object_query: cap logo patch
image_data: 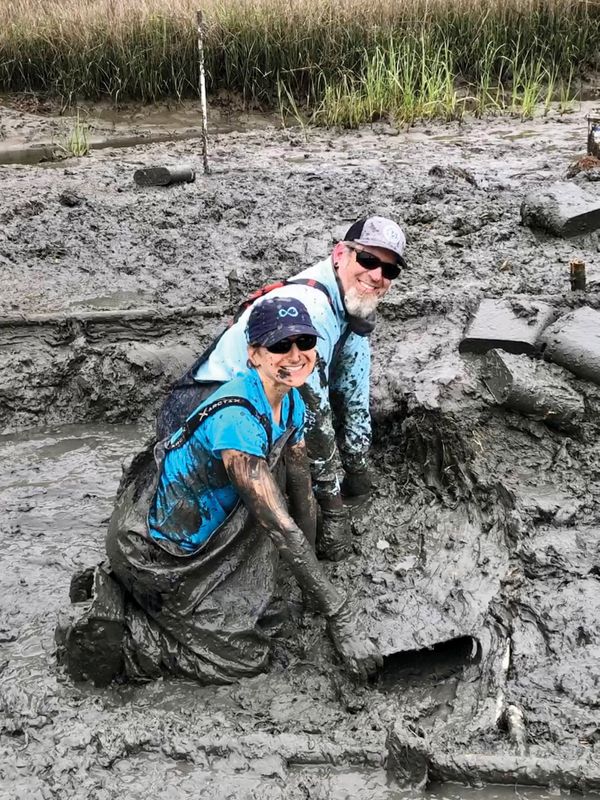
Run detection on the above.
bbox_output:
[278,307,299,318]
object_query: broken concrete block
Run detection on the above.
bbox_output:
[482,349,584,431]
[520,181,600,237]
[540,306,600,385]
[459,298,555,355]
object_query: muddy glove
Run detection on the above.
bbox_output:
[317,505,351,562]
[327,599,383,682]
[341,468,373,500]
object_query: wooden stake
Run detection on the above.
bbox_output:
[196,10,210,174]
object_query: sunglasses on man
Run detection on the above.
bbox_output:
[266,334,317,354]
[347,245,403,280]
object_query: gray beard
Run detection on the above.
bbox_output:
[343,286,380,318]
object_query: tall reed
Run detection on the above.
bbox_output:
[1,0,598,120]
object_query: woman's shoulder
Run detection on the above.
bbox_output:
[209,371,261,405]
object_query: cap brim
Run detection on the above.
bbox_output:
[348,237,408,269]
[260,325,322,347]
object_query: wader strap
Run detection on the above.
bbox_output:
[285,278,333,307]
[233,278,333,324]
[287,389,295,429]
[166,396,273,452]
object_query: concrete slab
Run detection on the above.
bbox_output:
[459,298,555,355]
[540,306,600,385]
[481,349,584,431]
[520,181,600,237]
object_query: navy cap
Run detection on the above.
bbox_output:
[246,296,321,347]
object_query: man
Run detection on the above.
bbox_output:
[157,216,407,561]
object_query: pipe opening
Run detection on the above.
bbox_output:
[378,636,480,692]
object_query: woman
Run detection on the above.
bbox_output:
[62,297,381,686]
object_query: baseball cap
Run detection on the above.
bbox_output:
[246,297,322,347]
[344,216,407,268]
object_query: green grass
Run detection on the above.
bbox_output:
[0,0,596,124]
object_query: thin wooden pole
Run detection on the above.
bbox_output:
[196,10,210,175]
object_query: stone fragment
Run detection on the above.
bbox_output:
[520,181,600,237]
[481,349,584,431]
[459,298,555,355]
[58,191,82,207]
[539,306,600,385]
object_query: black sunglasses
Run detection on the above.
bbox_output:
[350,247,402,280]
[266,334,317,354]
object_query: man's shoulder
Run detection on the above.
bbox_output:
[272,261,339,314]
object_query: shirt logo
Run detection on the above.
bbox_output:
[278,307,299,318]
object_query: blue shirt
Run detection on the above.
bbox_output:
[148,370,305,553]
[194,259,371,487]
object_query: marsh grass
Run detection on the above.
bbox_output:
[61,109,90,156]
[1,0,597,123]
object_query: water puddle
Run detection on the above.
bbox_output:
[0,99,283,165]
[501,130,537,140]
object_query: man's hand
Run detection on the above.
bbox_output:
[341,468,373,500]
[317,505,351,561]
[327,600,383,682]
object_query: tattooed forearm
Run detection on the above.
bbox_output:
[221,449,344,616]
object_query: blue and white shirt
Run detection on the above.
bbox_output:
[148,369,305,553]
[194,258,371,491]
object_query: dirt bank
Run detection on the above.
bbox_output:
[1,101,600,798]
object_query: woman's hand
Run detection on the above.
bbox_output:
[327,600,383,682]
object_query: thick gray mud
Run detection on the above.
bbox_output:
[1,102,600,797]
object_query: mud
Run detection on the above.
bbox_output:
[2,100,600,797]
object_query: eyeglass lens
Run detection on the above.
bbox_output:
[354,250,401,280]
[266,334,317,354]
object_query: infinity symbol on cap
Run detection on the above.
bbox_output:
[278,307,299,318]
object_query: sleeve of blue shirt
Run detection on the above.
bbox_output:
[202,407,269,459]
[329,331,371,474]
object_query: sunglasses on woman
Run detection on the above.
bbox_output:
[348,246,402,280]
[266,334,317,354]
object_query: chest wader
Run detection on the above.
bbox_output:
[156,278,334,441]
[60,395,296,686]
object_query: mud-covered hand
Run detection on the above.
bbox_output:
[317,506,351,561]
[327,600,383,681]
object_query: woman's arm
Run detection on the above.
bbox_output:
[221,449,382,681]
[222,448,338,611]
[285,439,317,549]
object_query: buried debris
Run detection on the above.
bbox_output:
[386,725,600,792]
[134,166,196,187]
[566,154,600,181]
[540,306,600,385]
[481,349,584,431]
[520,181,600,237]
[569,257,587,291]
[459,298,555,355]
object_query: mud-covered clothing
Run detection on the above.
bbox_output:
[193,258,372,497]
[105,424,295,684]
[149,370,305,554]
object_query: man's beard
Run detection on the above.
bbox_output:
[343,286,381,318]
